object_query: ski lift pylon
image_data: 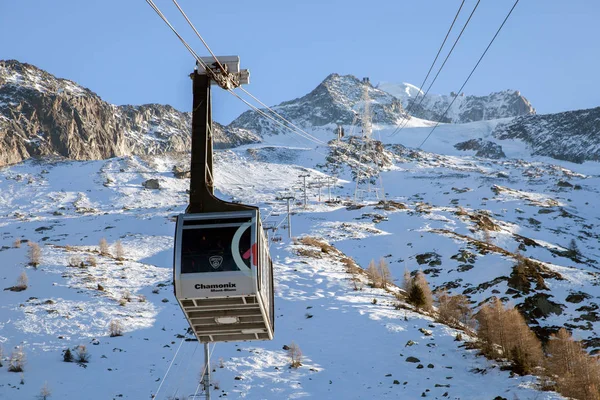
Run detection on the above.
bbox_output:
[173,62,274,343]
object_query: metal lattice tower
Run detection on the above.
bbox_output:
[354,78,386,204]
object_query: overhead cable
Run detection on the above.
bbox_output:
[153,336,186,399]
[238,87,327,145]
[146,0,326,147]
[391,0,481,136]
[145,0,213,74]
[418,0,521,149]
[171,0,228,75]
[389,0,466,136]
[228,89,326,146]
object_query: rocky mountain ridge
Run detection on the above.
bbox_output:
[229,73,408,136]
[2,60,598,167]
[492,106,600,163]
[0,60,259,167]
[378,81,536,123]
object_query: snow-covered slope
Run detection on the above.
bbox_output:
[1,118,599,398]
[2,60,600,400]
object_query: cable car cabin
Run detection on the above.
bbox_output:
[174,210,274,343]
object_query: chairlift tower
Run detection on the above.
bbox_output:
[353,78,386,204]
[276,192,295,238]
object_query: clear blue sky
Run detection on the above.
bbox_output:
[1,1,598,124]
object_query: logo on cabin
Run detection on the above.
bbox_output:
[209,255,223,269]
[194,282,237,292]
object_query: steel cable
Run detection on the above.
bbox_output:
[388,0,466,137]
[391,0,481,137]
[418,0,521,149]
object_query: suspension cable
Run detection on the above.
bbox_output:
[146,0,327,148]
[171,0,227,75]
[418,0,521,149]
[390,0,466,136]
[391,0,481,137]
[153,335,186,399]
[170,342,200,399]
[146,0,214,75]
[238,87,326,145]
[227,89,327,146]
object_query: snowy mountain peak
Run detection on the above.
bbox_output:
[378,79,535,123]
[0,59,91,98]
[230,73,407,137]
[377,81,424,99]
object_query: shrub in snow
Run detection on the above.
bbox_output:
[476,298,542,375]
[366,260,382,288]
[287,341,302,368]
[63,348,73,362]
[16,272,28,291]
[378,258,392,289]
[68,256,83,268]
[13,239,21,248]
[402,268,412,293]
[567,239,580,258]
[8,346,25,372]
[544,328,600,399]
[86,255,97,267]
[114,240,125,261]
[5,271,29,292]
[28,242,41,267]
[38,382,51,400]
[109,320,123,337]
[74,345,90,363]
[99,238,110,256]
[122,290,132,302]
[435,290,473,328]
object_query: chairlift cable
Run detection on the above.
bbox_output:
[412,0,466,105]
[238,87,326,146]
[418,0,521,149]
[388,0,466,137]
[145,0,217,79]
[391,0,481,137]
[227,89,327,146]
[153,335,186,399]
[146,0,328,151]
[173,0,328,147]
[170,341,199,399]
[171,0,228,75]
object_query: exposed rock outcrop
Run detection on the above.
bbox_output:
[0,60,259,167]
[492,106,600,163]
[454,139,506,159]
[378,82,535,123]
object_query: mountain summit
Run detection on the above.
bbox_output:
[229,74,408,136]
